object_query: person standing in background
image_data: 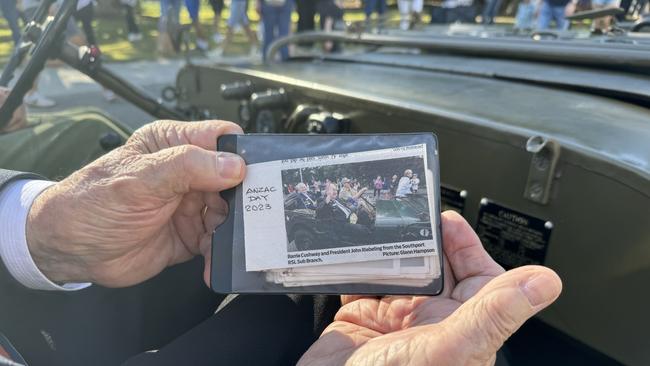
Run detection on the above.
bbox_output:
[218,0,259,56]
[395,169,413,198]
[157,0,182,54]
[208,0,224,43]
[373,176,383,198]
[257,0,293,61]
[482,0,502,24]
[296,0,317,33]
[73,0,97,46]
[184,0,209,51]
[398,0,423,30]
[410,173,420,194]
[1,0,22,45]
[590,0,618,31]
[121,0,143,42]
[20,0,56,107]
[68,0,118,101]
[389,174,398,197]
[363,0,386,25]
[514,0,536,29]
[317,0,344,52]
[536,0,571,29]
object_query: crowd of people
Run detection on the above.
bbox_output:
[285,168,423,210]
[285,177,368,210]
[0,0,631,108]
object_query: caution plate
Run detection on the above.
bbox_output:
[476,199,553,269]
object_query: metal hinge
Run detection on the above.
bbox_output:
[524,136,561,205]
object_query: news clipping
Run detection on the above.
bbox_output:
[242,144,441,287]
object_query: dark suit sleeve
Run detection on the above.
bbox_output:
[0,170,43,188]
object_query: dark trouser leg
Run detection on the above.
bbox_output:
[277,3,292,60]
[124,4,140,34]
[616,0,632,21]
[122,294,339,366]
[482,0,502,24]
[296,0,316,47]
[1,0,21,45]
[75,3,97,45]
[296,0,316,32]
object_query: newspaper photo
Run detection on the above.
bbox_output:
[242,144,439,271]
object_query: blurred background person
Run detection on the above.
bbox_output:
[514,0,536,29]
[72,0,97,47]
[219,0,258,56]
[208,0,225,43]
[536,0,571,29]
[591,0,618,31]
[373,175,383,198]
[120,0,143,42]
[296,0,317,33]
[398,0,423,30]
[482,0,502,24]
[410,173,419,194]
[395,169,413,197]
[65,0,117,101]
[317,0,344,52]
[258,0,293,61]
[20,0,56,107]
[1,0,22,45]
[441,0,476,23]
[157,0,182,54]
[364,0,386,26]
[389,174,398,197]
[295,0,316,49]
[185,0,209,51]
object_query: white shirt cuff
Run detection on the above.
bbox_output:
[0,179,91,291]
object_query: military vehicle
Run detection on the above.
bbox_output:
[284,193,431,251]
[0,0,648,365]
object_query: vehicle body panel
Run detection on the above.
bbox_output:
[176,59,650,365]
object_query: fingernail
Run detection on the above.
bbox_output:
[217,152,243,180]
[521,273,559,307]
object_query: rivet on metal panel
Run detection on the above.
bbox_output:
[480,198,489,205]
[544,221,554,230]
[460,190,468,198]
[524,136,561,205]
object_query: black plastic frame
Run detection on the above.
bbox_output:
[212,133,444,296]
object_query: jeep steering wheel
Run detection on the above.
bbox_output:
[0,0,78,128]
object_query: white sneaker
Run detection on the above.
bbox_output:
[212,33,224,44]
[24,92,56,108]
[128,33,143,42]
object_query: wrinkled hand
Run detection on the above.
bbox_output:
[26,120,244,287]
[299,211,562,366]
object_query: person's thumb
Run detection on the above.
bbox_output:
[147,145,245,193]
[442,265,562,363]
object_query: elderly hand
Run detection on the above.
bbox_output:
[25,120,244,287]
[299,211,562,366]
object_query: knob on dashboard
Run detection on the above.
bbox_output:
[286,105,350,134]
[250,88,289,110]
[220,80,254,100]
[306,112,350,134]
